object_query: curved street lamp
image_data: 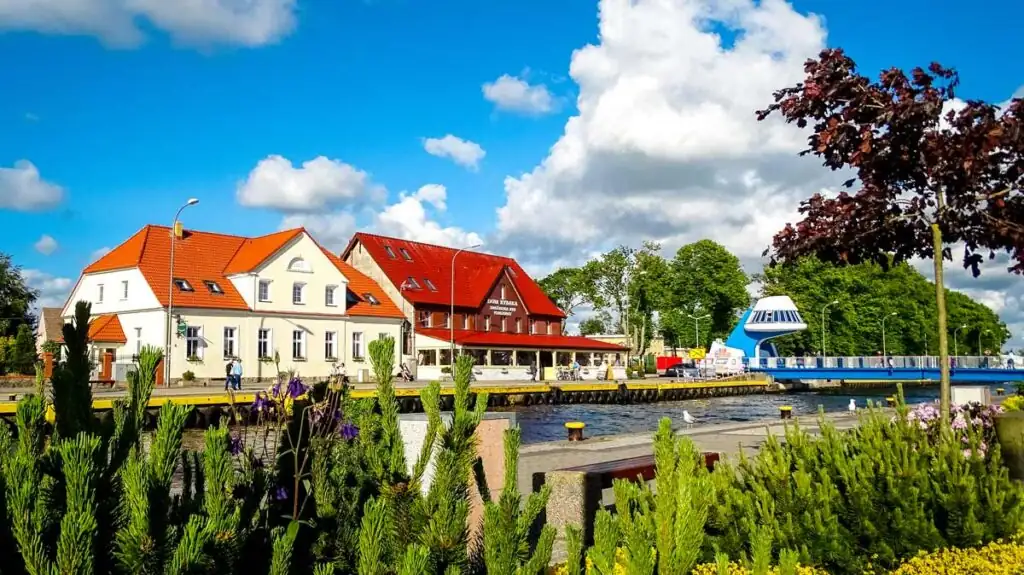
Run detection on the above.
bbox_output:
[687,312,711,349]
[165,198,199,386]
[953,324,967,358]
[821,300,839,357]
[881,312,897,358]
[450,243,481,364]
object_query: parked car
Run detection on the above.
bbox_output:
[662,362,699,379]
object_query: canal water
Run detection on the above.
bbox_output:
[178,383,1013,449]
[510,383,1009,443]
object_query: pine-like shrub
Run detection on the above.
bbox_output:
[705,397,1024,574]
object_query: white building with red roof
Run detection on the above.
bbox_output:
[61,224,405,384]
[341,233,627,381]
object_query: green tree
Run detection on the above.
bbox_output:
[665,240,750,349]
[578,316,607,336]
[11,323,36,375]
[538,266,598,333]
[0,253,38,337]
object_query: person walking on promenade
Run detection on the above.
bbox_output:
[529,359,537,382]
[224,359,234,391]
[231,358,243,390]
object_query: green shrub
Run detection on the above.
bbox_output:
[705,396,1024,574]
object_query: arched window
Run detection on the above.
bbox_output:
[288,257,311,273]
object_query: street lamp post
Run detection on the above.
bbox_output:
[687,313,711,349]
[165,198,199,386]
[954,324,967,358]
[450,244,481,364]
[821,300,839,357]
[881,312,897,358]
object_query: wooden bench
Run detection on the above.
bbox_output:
[533,452,720,551]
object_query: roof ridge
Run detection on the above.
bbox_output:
[356,231,508,261]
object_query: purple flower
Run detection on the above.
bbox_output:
[286,377,309,399]
[269,383,282,399]
[340,422,359,441]
[252,392,272,412]
[274,487,288,501]
[229,434,243,455]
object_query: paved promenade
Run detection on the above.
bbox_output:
[516,410,862,495]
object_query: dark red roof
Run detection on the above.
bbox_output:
[415,328,627,351]
[342,233,565,318]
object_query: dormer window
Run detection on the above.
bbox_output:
[363,293,380,305]
[399,247,412,261]
[500,284,507,299]
[406,277,421,289]
[424,279,437,291]
[204,280,224,295]
[174,279,194,292]
[384,245,396,259]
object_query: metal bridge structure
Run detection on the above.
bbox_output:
[748,355,1023,383]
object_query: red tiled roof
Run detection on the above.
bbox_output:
[415,328,627,351]
[341,233,565,317]
[317,246,405,319]
[78,225,402,319]
[88,315,126,343]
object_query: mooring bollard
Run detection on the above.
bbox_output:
[997,388,1006,396]
[779,406,793,420]
[565,421,585,441]
[886,396,897,407]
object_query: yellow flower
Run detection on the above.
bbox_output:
[889,541,1024,574]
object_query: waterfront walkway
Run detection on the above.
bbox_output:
[516,411,861,495]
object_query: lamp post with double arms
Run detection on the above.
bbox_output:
[821,300,839,357]
[165,198,199,386]
[450,244,481,365]
[881,312,897,358]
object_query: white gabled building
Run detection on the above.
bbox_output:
[61,224,406,384]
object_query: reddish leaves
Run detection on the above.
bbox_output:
[758,48,1024,276]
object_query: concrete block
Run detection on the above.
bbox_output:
[953,386,991,406]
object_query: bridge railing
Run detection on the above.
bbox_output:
[748,355,1016,370]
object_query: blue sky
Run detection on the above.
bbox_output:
[2,0,1023,338]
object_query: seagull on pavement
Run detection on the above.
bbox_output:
[848,399,857,412]
[682,410,696,428]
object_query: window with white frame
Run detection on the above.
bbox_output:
[352,332,364,360]
[258,329,272,359]
[135,327,142,355]
[530,319,536,334]
[325,285,337,306]
[515,318,521,333]
[500,284,507,299]
[325,332,337,359]
[442,312,450,328]
[462,314,469,329]
[258,280,271,302]
[483,315,490,332]
[121,280,129,300]
[292,282,305,305]
[501,317,507,333]
[292,330,306,360]
[287,257,311,272]
[97,284,105,303]
[223,327,237,359]
[186,326,202,359]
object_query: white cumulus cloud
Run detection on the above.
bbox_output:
[493,0,830,273]
[0,160,64,211]
[422,135,486,170]
[482,74,556,115]
[34,234,58,255]
[0,0,297,47]
[21,269,73,310]
[280,212,358,253]
[237,155,385,212]
[375,184,484,249]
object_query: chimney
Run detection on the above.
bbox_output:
[173,221,184,238]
